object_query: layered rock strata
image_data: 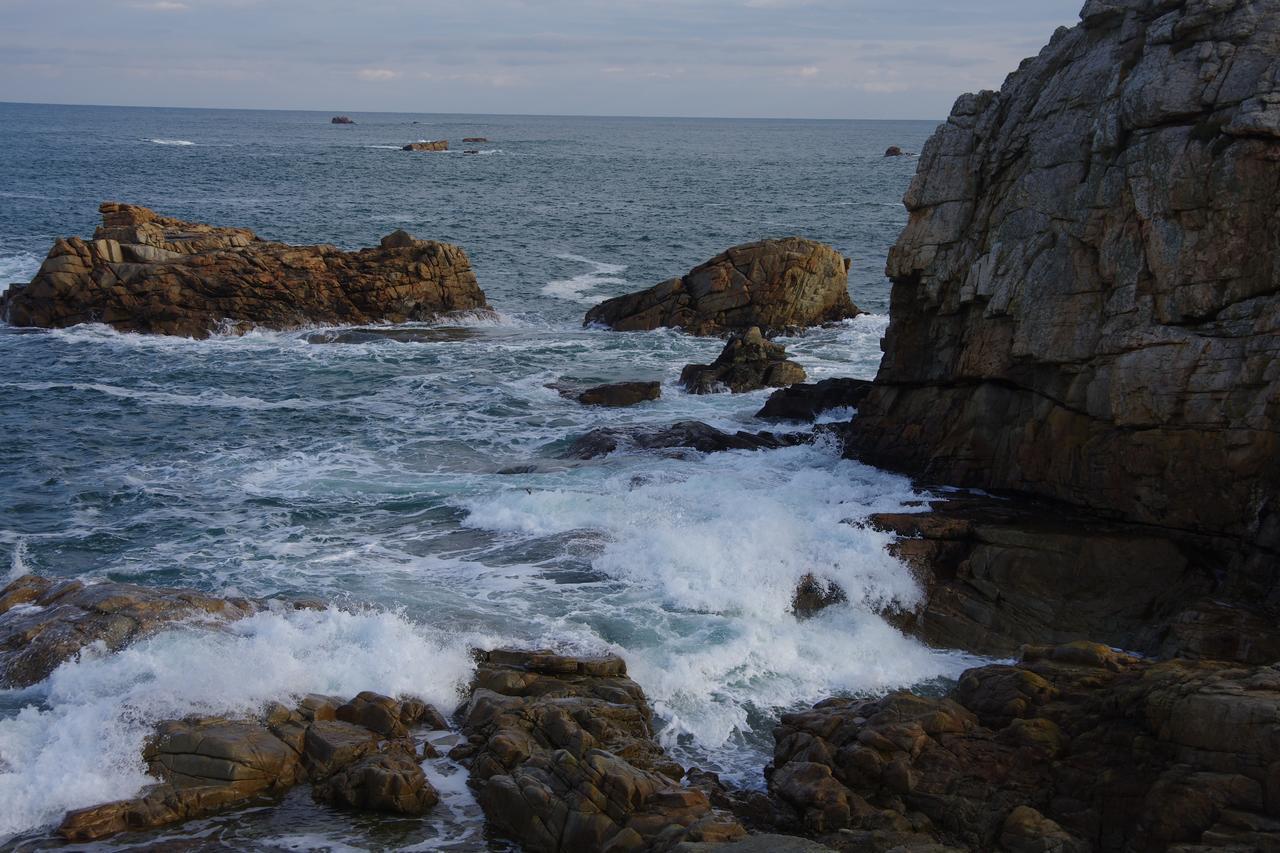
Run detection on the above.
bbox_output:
[457,648,747,852]
[1,203,488,337]
[680,327,806,394]
[585,238,860,335]
[768,642,1280,852]
[845,0,1280,567]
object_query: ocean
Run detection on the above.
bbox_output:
[0,103,982,849]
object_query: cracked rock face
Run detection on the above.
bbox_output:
[846,0,1280,559]
[0,202,490,337]
[584,238,860,336]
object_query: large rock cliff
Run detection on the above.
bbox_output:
[1,203,489,337]
[847,0,1280,565]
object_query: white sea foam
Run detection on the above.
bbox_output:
[146,139,196,146]
[0,251,43,287]
[542,254,628,303]
[0,605,479,841]
[1,381,321,411]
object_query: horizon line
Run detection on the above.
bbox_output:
[0,99,945,124]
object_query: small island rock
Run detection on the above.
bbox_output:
[680,327,806,394]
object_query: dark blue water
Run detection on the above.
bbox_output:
[0,104,980,849]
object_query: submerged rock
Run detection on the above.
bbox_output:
[756,378,872,422]
[584,238,860,335]
[0,202,489,337]
[680,327,806,394]
[330,116,355,124]
[562,420,810,459]
[769,642,1280,852]
[790,574,847,620]
[577,380,662,407]
[402,140,448,152]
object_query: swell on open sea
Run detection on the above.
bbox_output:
[0,103,983,849]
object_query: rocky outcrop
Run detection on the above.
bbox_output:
[769,642,1280,852]
[584,238,860,335]
[0,202,488,337]
[562,421,810,460]
[457,649,747,852]
[0,574,258,688]
[844,1,1280,577]
[330,116,354,124]
[757,378,873,422]
[59,690,446,840]
[462,137,488,143]
[680,328,806,394]
[578,381,663,407]
[403,140,448,152]
[883,147,905,157]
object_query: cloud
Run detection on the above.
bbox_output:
[355,68,400,82]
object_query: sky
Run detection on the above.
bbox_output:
[0,0,1084,119]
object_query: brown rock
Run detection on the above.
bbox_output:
[791,574,847,620]
[680,327,806,394]
[584,238,860,335]
[462,137,488,143]
[402,140,448,152]
[577,381,662,407]
[1,202,488,337]
[884,146,904,157]
[312,749,439,815]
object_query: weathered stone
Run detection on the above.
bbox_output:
[562,421,810,460]
[578,381,662,407]
[1,202,488,337]
[680,327,807,394]
[756,378,873,422]
[585,238,860,335]
[312,748,439,815]
[402,140,448,152]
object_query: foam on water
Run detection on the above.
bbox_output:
[542,254,629,303]
[0,251,42,288]
[145,138,196,146]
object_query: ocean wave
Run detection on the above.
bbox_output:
[1,381,322,411]
[0,251,43,286]
[145,138,195,146]
[542,254,628,304]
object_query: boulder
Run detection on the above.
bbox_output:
[403,140,448,152]
[459,648,747,852]
[0,574,257,688]
[680,327,806,394]
[768,642,1280,852]
[843,1,1280,594]
[883,146,904,157]
[562,421,810,460]
[584,238,860,335]
[756,378,872,421]
[312,749,439,815]
[0,203,489,337]
[790,574,847,620]
[330,116,354,124]
[577,380,662,407]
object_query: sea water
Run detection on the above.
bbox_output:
[0,103,981,849]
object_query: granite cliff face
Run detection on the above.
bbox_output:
[847,0,1280,566]
[1,203,489,337]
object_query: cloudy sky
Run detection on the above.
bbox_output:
[2,0,1082,118]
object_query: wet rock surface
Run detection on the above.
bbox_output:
[756,378,873,422]
[0,574,258,688]
[680,327,806,394]
[845,0,1280,566]
[578,380,663,407]
[0,202,488,337]
[768,642,1280,852]
[458,648,747,852]
[402,140,448,151]
[562,420,810,460]
[584,238,860,335]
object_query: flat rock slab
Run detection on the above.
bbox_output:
[577,380,662,407]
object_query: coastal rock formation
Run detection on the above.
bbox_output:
[59,691,445,840]
[403,140,448,152]
[562,420,809,460]
[0,202,488,337]
[330,116,354,124]
[462,137,488,143]
[0,574,257,688]
[458,649,747,852]
[680,327,806,394]
[578,380,663,407]
[845,0,1280,574]
[757,378,872,422]
[883,146,904,157]
[584,238,860,335]
[768,642,1280,852]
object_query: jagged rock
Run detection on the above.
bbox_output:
[680,327,807,394]
[578,381,662,407]
[330,116,354,124]
[869,494,1280,664]
[845,1,1280,578]
[584,238,860,335]
[756,378,873,422]
[769,642,1280,852]
[312,748,439,815]
[0,202,488,337]
[562,421,810,460]
[460,648,747,852]
[0,574,257,688]
[403,140,448,151]
[790,575,847,620]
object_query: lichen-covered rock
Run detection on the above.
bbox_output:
[680,327,807,394]
[459,648,747,852]
[584,238,860,335]
[845,1,1280,564]
[769,642,1280,852]
[0,574,257,688]
[1,202,489,337]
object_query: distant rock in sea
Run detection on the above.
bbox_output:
[577,380,662,407]
[330,116,355,124]
[680,327,806,394]
[883,145,905,156]
[403,140,448,152]
[584,237,860,335]
[0,202,490,337]
[462,137,488,143]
